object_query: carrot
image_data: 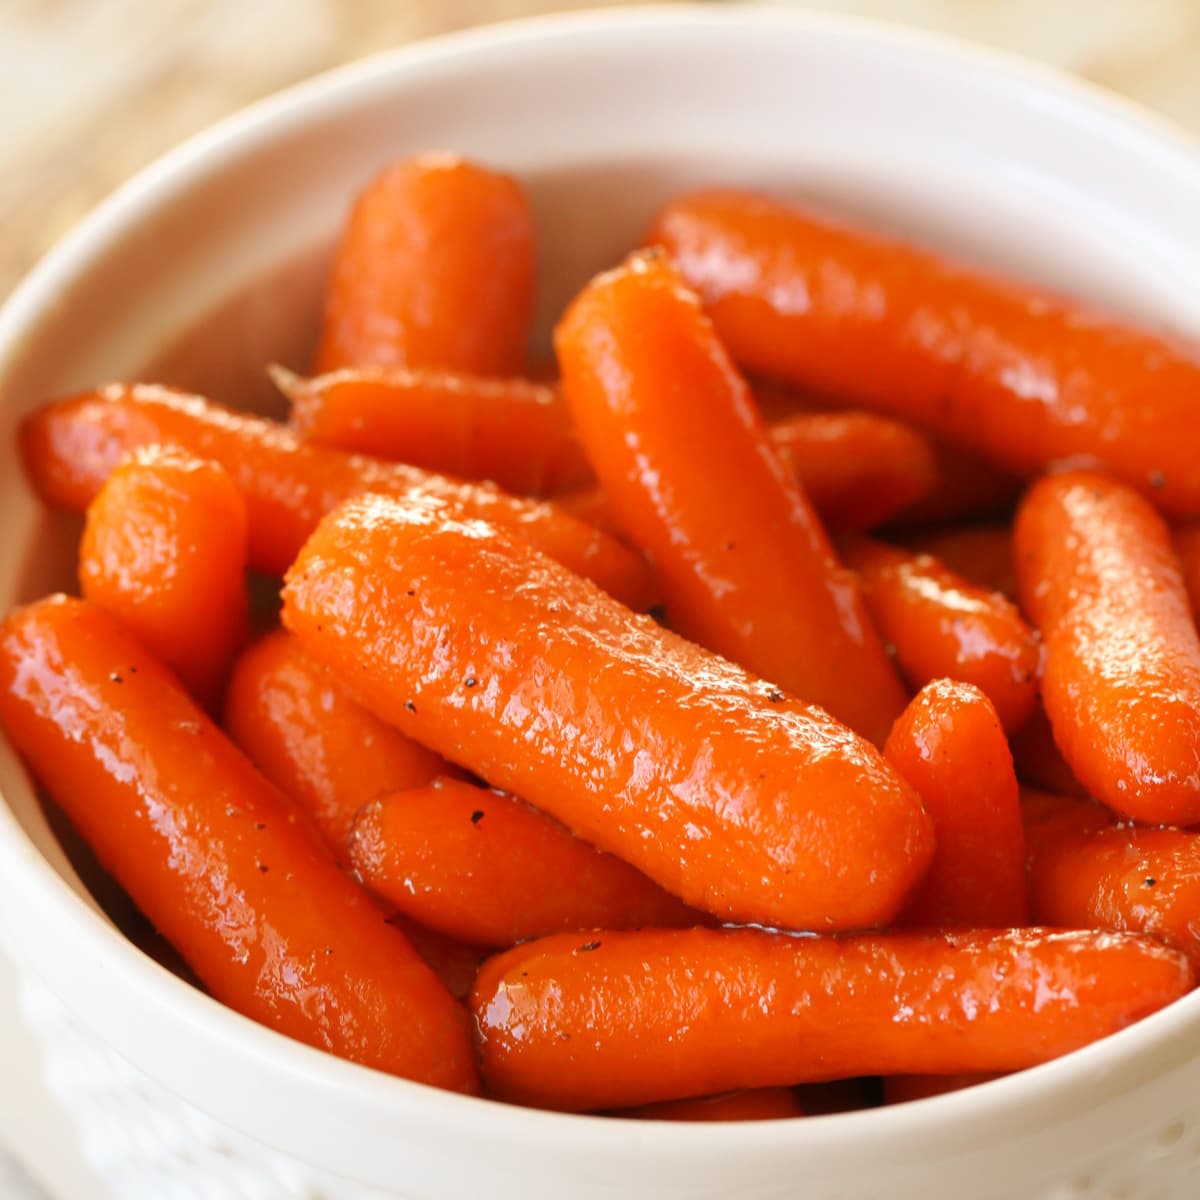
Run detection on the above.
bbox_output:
[843,537,1041,733]
[649,189,1200,515]
[349,777,698,947]
[884,680,1028,927]
[472,926,1191,1110]
[616,1089,805,1122]
[315,153,534,376]
[1008,704,1087,797]
[19,383,654,608]
[891,440,1019,528]
[276,365,592,497]
[905,525,1017,600]
[555,250,906,745]
[282,493,934,931]
[1015,469,1200,824]
[1024,788,1200,970]
[1173,523,1200,619]
[223,630,449,861]
[0,595,478,1092]
[78,445,249,709]
[383,912,488,1003]
[884,1075,1000,1104]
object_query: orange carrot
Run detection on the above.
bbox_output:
[884,1075,1000,1104]
[884,680,1028,927]
[277,365,592,497]
[283,493,933,930]
[0,595,478,1092]
[315,154,534,376]
[905,525,1017,600]
[843,537,1041,732]
[1015,470,1200,824]
[555,250,906,745]
[223,630,448,862]
[1174,524,1200,618]
[650,189,1200,515]
[472,926,1191,1110]
[1025,788,1200,970]
[78,445,249,709]
[349,777,698,947]
[891,440,1019,528]
[19,383,654,608]
[1008,704,1087,798]
[617,1089,805,1122]
[383,912,488,1003]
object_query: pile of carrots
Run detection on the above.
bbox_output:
[6,152,1200,1119]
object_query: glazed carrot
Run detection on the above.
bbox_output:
[19,384,654,608]
[1015,470,1200,824]
[78,445,249,709]
[315,153,534,375]
[617,1089,805,1122]
[0,596,478,1093]
[905,525,1017,600]
[884,1075,1000,1104]
[892,440,1019,528]
[283,494,933,930]
[555,250,906,745]
[223,630,449,861]
[843,537,1040,732]
[383,912,488,1002]
[650,189,1200,515]
[884,680,1028,927]
[1008,704,1087,798]
[349,777,698,946]
[472,926,1191,1110]
[1024,788,1200,970]
[1173,523,1200,618]
[277,365,592,497]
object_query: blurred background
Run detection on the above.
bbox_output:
[1,1,1199,1197]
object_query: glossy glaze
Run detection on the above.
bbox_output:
[471,926,1192,1111]
[905,525,1018,601]
[650,188,1200,516]
[555,251,906,746]
[315,154,534,376]
[350,777,698,946]
[885,679,1029,927]
[282,493,933,931]
[19,383,654,607]
[844,536,1041,732]
[0,595,479,1093]
[78,445,249,709]
[1015,470,1200,823]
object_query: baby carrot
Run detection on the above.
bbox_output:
[617,1089,805,1122]
[1173,524,1200,618]
[282,494,933,931]
[383,912,488,1002]
[349,778,698,946]
[843,537,1041,733]
[277,365,592,497]
[1008,704,1087,798]
[651,189,1200,515]
[884,680,1028,927]
[78,445,249,709]
[315,153,534,376]
[1024,788,1200,970]
[555,250,906,745]
[1015,469,1200,824]
[892,440,1019,528]
[905,525,1017,601]
[472,926,1191,1110]
[223,630,448,861]
[0,595,478,1093]
[19,383,654,608]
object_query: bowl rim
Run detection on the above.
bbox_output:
[3,0,1200,1169]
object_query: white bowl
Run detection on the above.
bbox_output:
[4,8,1200,1199]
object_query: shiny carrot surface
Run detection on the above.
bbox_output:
[383,912,488,1003]
[19,384,654,607]
[1015,470,1200,824]
[315,154,534,375]
[283,494,933,931]
[1025,788,1200,970]
[555,250,906,745]
[223,630,448,862]
[79,445,249,709]
[650,189,1200,515]
[616,1089,805,1122]
[905,525,1017,601]
[472,926,1191,1110]
[0,596,478,1092]
[885,680,1028,927]
[844,537,1040,733]
[349,778,698,947]
[278,365,591,497]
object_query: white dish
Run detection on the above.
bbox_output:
[4,7,1200,1198]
